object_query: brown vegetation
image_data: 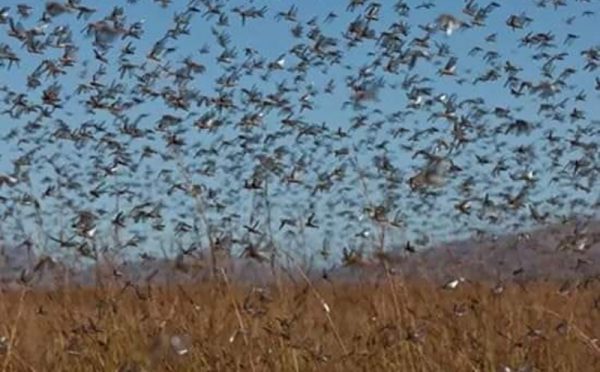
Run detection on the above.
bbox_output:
[0,273,599,371]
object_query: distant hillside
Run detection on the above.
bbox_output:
[1,220,599,288]
[327,219,600,283]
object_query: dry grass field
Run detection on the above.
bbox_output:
[0,272,599,372]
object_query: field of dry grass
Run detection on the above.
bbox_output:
[0,271,599,372]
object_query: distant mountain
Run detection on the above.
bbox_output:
[1,220,599,288]
[327,219,600,283]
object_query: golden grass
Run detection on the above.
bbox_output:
[0,275,599,371]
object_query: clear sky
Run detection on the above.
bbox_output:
[0,0,598,264]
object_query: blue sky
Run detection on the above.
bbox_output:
[0,0,598,263]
